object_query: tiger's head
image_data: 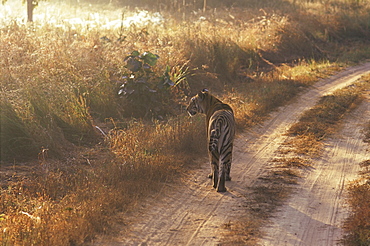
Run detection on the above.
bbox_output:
[186,89,209,117]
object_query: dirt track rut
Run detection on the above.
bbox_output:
[94,62,370,245]
[261,91,370,246]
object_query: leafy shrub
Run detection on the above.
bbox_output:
[117,50,189,118]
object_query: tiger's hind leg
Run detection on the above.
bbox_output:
[208,152,218,179]
[216,159,226,192]
[225,157,231,181]
[225,144,233,181]
[225,165,231,182]
[212,161,218,189]
[208,128,219,179]
[209,150,219,189]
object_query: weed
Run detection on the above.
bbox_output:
[117,50,190,118]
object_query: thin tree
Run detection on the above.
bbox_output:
[2,0,40,22]
[27,0,37,22]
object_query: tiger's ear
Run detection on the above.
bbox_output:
[198,88,208,100]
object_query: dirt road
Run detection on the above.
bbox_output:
[94,62,370,245]
[261,90,370,246]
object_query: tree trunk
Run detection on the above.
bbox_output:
[27,0,34,22]
[203,0,206,12]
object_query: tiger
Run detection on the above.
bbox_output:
[187,89,235,192]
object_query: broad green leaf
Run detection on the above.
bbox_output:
[141,52,159,66]
[131,50,140,57]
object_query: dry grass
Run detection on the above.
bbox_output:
[219,215,262,246]
[1,0,370,244]
[288,84,365,156]
[344,180,370,246]
[0,116,205,245]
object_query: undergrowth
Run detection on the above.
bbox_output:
[1,0,370,244]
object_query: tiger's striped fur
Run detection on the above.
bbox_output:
[187,89,235,192]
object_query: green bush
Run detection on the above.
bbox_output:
[117,50,189,118]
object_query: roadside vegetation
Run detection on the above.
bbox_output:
[1,0,370,244]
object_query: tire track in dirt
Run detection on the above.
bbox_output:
[92,62,370,245]
[261,93,370,246]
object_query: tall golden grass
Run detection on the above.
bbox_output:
[1,0,370,244]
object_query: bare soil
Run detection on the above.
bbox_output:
[261,89,370,246]
[93,62,370,246]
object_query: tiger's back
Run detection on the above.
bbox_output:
[187,89,235,192]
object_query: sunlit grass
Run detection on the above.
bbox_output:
[0,0,164,30]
